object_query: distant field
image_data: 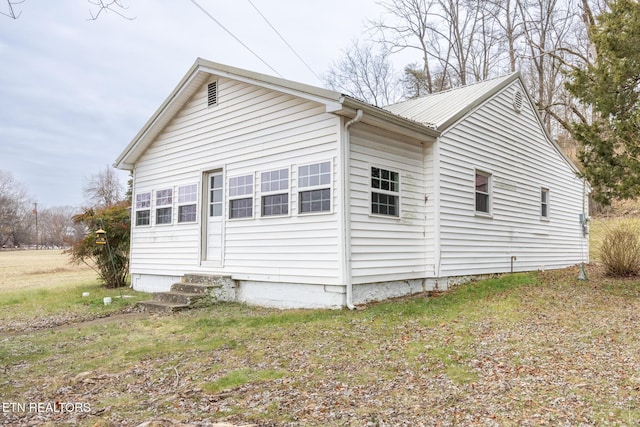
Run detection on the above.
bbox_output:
[0,249,98,291]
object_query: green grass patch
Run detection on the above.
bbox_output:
[0,281,146,322]
[3,269,640,425]
[203,368,286,393]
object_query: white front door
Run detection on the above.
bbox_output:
[205,171,224,264]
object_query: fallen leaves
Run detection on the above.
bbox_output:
[2,265,640,426]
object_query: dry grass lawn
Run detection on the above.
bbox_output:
[1,218,640,426]
[0,249,97,291]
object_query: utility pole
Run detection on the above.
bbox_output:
[33,202,38,250]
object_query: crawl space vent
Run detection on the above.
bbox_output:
[513,89,524,112]
[207,81,218,107]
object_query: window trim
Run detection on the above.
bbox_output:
[370,165,401,218]
[541,187,550,220]
[155,188,173,225]
[228,174,254,220]
[135,192,151,227]
[474,169,492,216]
[298,160,332,215]
[177,183,198,224]
[260,167,290,217]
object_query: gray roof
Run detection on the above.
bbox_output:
[384,73,520,130]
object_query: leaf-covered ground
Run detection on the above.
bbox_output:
[2,265,640,426]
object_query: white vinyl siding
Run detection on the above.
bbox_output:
[436,80,587,277]
[129,77,341,284]
[349,126,428,284]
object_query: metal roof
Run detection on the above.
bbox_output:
[384,73,520,130]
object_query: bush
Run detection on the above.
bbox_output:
[66,202,130,288]
[599,221,640,276]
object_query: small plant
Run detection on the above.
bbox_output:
[599,221,640,276]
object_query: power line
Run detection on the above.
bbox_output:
[246,0,323,84]
[187,0,283,78]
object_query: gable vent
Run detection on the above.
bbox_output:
[513,89,524,112]
[207,81,218,107]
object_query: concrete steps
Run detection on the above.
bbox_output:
[137,275,236,313]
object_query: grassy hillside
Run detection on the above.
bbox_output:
[589,198,640,262]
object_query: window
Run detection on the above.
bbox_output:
[209,174,223,217]
[261,168,289,216]
[371,167,399,217]
[298,161,331,213]
[177,184,197,223]
[155,188,173,225]
[135,192,151,226]
[229,174,253,219]
[207,81,218,107]
[475,171,491,214]
[541,188,549,218]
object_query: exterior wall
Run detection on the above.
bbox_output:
[236,281,345,309]
[348,125,432,284]
[130,76,342,291]
[436,80,588,277]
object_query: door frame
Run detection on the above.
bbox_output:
[200,168,225,267]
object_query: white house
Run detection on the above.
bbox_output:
[115,58,589,309]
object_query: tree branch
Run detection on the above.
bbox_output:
[1,0,24,19]
[87,0,134,21]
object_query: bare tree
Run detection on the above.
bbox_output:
[325,40,401,106]
[87,0,134,21]
[485,0,525,73]
[83,166,124,209]
[371,0,439,93]
[1,0,23,19]
[39,206,82,248]
[371,0,513,92]
[0,171,32,248]
[2,0,133,20]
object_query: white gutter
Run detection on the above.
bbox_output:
[343,109,363,310]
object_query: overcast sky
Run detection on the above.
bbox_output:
[0,0,403,209]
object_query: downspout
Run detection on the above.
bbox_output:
[343,109,363,309]
[433,136,442,285]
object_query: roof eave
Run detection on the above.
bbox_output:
[115,58,347,170]
[339,97,440,141]
[115,59,441,170]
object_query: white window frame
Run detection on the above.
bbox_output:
[298,161,332,215]
[370,166,400,218]
[135,192,151,226]
[177,184,198,223]
[541,187,550,219]
[475,169,492,215]
[228,174,253,219]
[155,188,173,225]
[261,168,290,217]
